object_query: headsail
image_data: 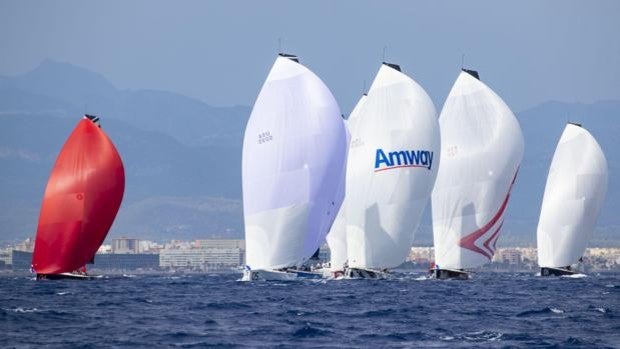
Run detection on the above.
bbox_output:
[326,94,366,271]
[345,63,439,270]
[32,116,125,274]
[432,70,524,270]
[537,123,608,268]
[242,55,348,270]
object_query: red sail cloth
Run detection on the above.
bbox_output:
[32,117,125,274]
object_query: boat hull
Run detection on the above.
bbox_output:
[241,267,325,281]
[431,268,470,280]
[344,267,389,279]
[540,267,576,277]
[36,273,92,280]
[291,270,323,279]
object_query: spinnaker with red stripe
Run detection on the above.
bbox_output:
[431,70,524,275]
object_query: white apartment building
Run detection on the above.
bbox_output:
[160,247,244,270]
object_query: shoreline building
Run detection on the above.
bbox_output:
[160,239,245,271]
[112,238,139,254]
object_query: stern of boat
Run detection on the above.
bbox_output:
[36,272,92,280]
[344,267,389,279]
[540,267,577,277]
[431,268,470,280]
[241,268,298,281]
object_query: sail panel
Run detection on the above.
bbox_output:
[432,71,524,269]
[345,64,440,269]
[537,124,608,268]
[326,95,365,271]
[32,117,125,274]
[242,56,347,269]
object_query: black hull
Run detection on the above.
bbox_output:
[431,268,470,280]
[36,273,91,280]
[540,267,576,277]
[345,268,388,279]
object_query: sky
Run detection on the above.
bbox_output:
[1,1,619,114]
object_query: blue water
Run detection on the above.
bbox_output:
[1,272,619,348]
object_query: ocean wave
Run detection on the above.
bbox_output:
[462,330,503,342]
[516,307,565,317]
[561,273,588,279]
[1,271,618,348]
[8,307,40,313]
[292,324,333,338]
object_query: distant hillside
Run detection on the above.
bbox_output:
[0,59,250,147]
[0,60,618,246]
[0,60,247,242]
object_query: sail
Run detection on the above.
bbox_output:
[345,64,440,269]
[432,70,524,270]
[537,124,608,268]
[326,95,366,271]
[32,116,125,274]
[242,55,348,270]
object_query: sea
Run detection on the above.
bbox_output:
[1,271,618,348]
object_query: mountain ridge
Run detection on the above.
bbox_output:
[0,60,617,245]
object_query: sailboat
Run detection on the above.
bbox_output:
[344,63,440,279]
[537,123,608,276]
[32,115,125,280]
[431,69,524,280]
[241,54,348,281]
[326,94,366,278]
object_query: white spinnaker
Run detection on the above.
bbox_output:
[345,64,439,270]
[537,124,608,268]
[326,95,366,271]
[431,71,524,270]
[242,56,348,270]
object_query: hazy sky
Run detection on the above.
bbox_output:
[1,1,619,113]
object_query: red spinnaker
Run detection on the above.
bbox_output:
[32,117,125,274]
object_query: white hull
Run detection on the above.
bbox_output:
[241,268,322,281]
[242,269,297,281]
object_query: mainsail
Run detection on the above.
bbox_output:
[32,116,125,275]
[537,123,608,268]
[432,70,524,270]
[326,94,366,272]
[345,63,440,270]
[242,55,348,270]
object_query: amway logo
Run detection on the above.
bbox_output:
[374,148,434,172]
